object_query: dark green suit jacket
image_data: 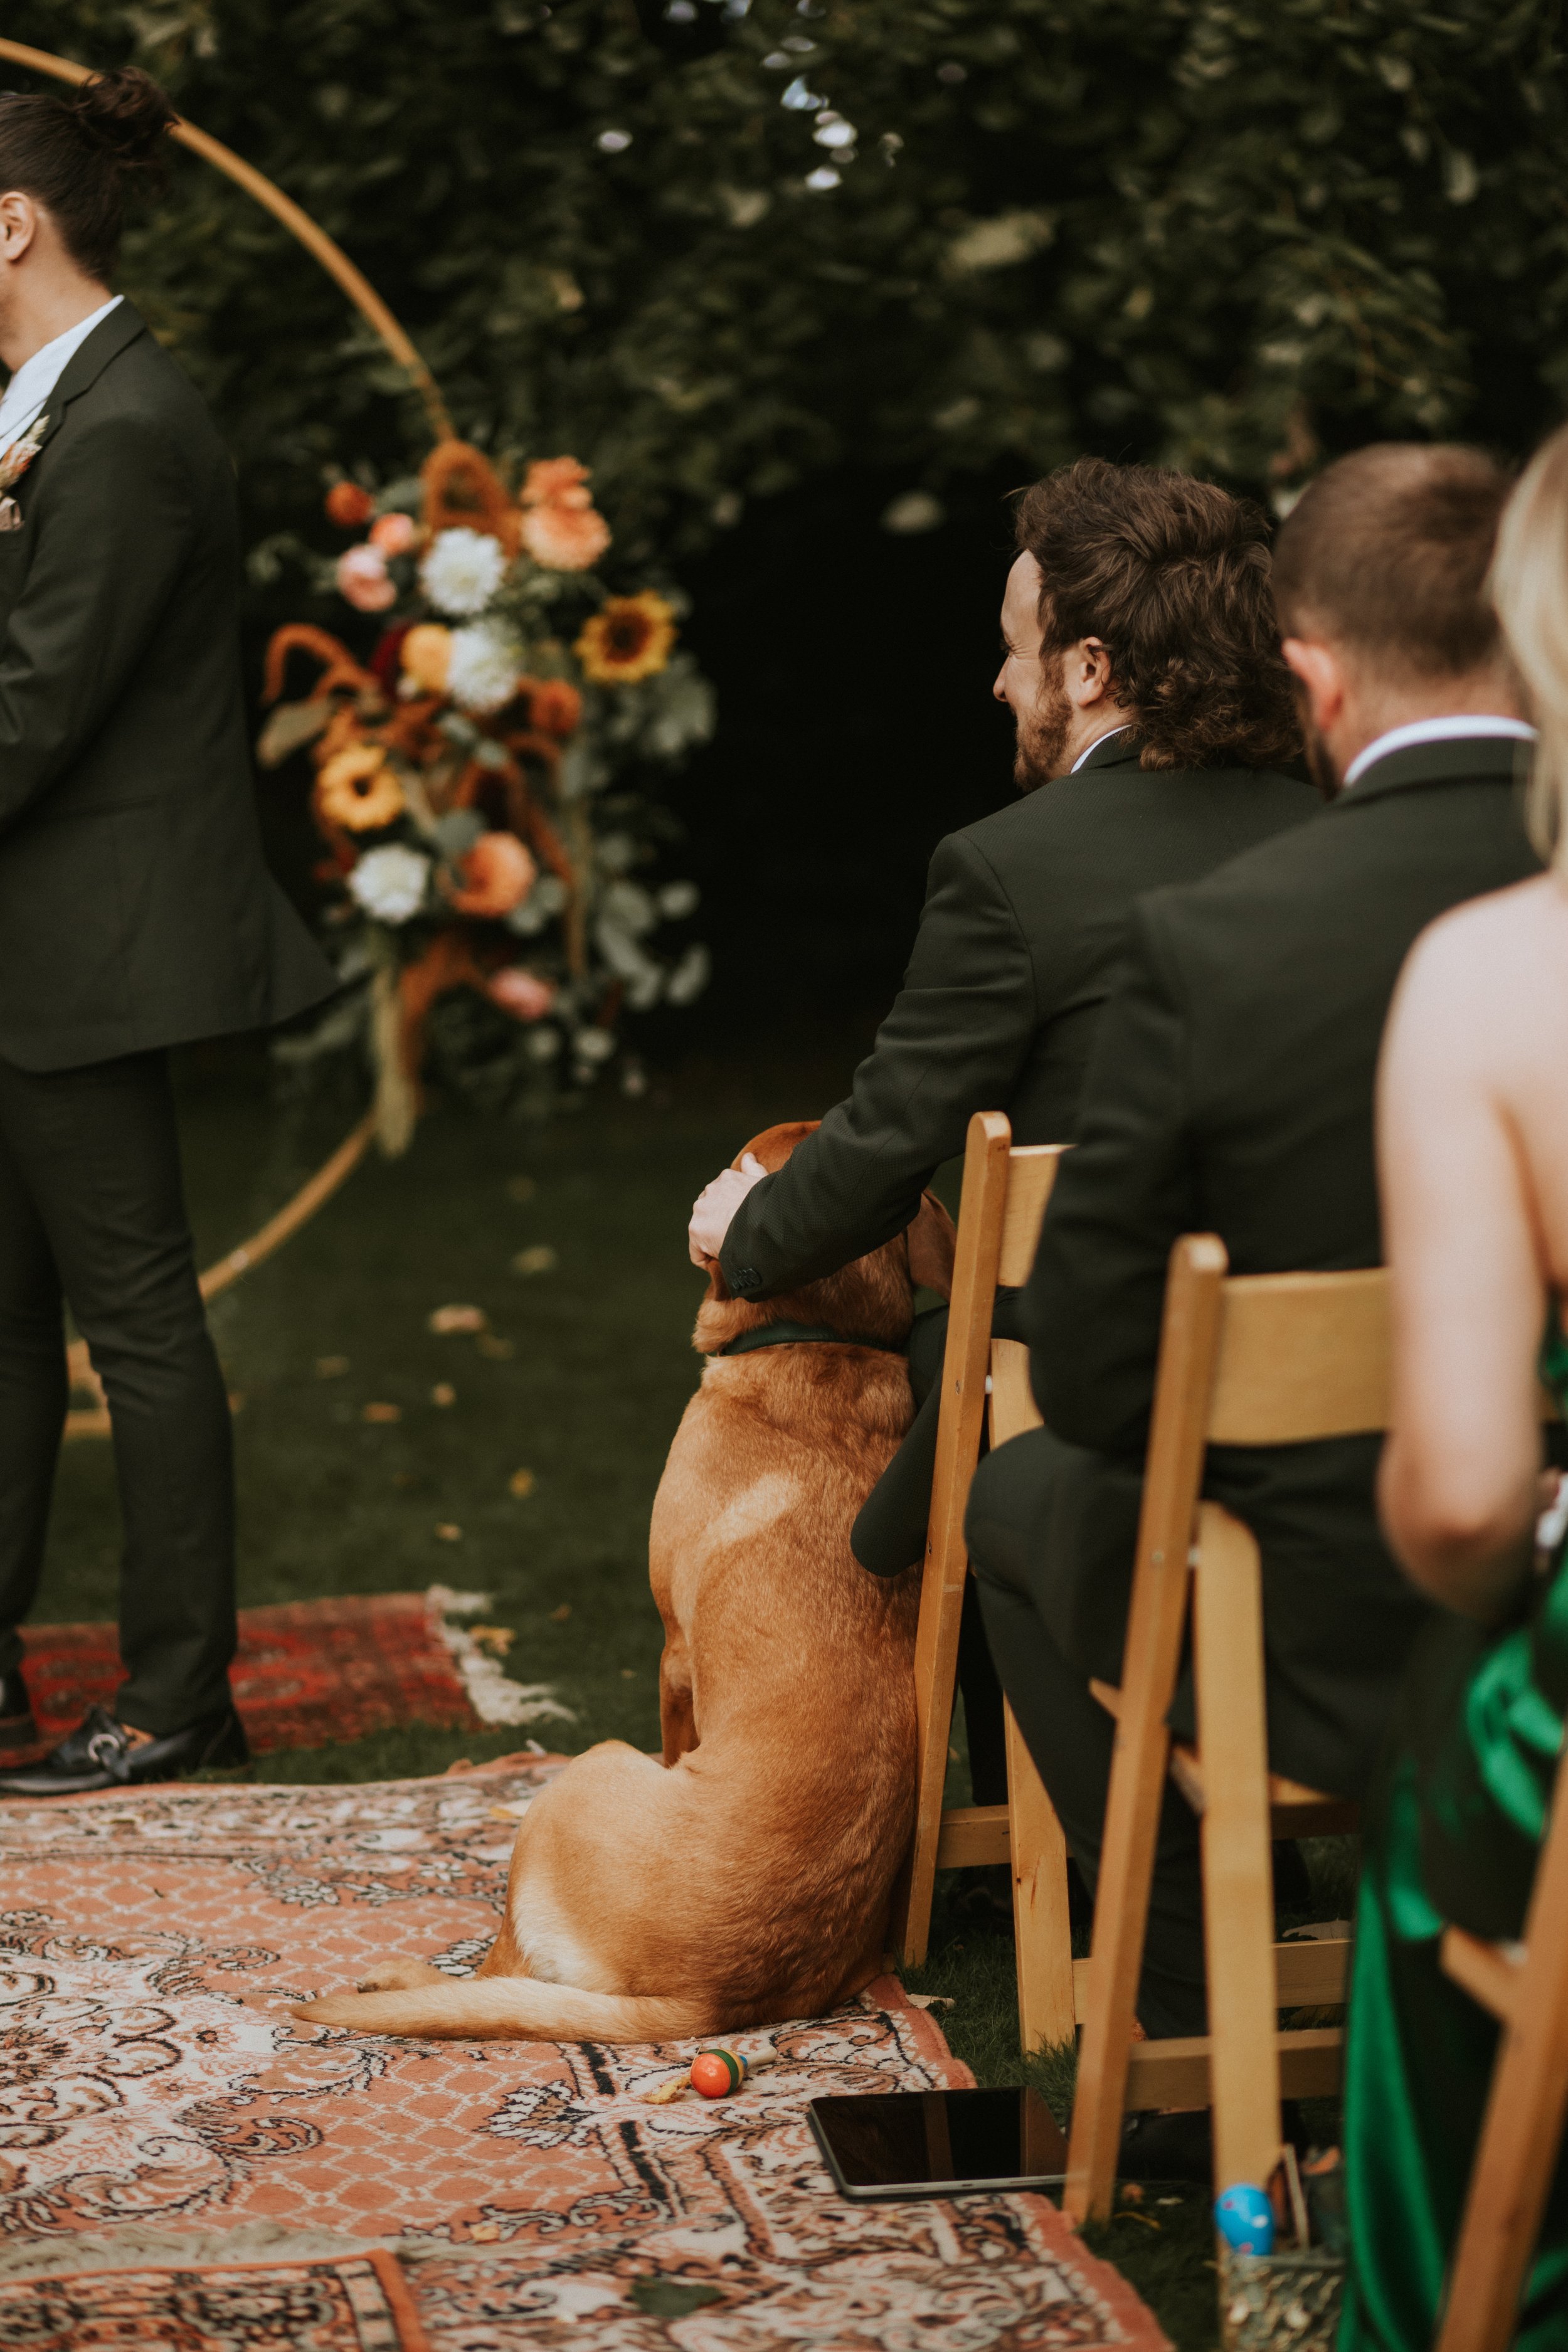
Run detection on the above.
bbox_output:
[1022,733,1540,1798]
[720,733,1318,1299]
[0,302,334,1071]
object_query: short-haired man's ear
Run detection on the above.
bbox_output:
[1281,635,1347,736]
[907,1191,957,1301]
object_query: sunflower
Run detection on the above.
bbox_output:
[575,591,678,685]
[317,743,406,832]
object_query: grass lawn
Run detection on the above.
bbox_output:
[36,1043,1345,2351]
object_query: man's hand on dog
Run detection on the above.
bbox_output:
[689,1152,768,1266]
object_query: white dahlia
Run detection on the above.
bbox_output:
[447,620,523,714]
[419,526,507,618]
[349,844,431,924]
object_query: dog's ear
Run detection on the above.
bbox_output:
[906,1190,956,1301]
[699,1253,733,1303]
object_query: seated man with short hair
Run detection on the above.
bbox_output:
[965,442,1541,2171]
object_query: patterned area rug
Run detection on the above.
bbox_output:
[0,1762,1167,2349]
[17,1592,481,1752]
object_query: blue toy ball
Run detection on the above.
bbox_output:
[1214,2183,1275,2255]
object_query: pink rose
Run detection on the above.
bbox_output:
[488,966,556,1022]
[369,511,418,557]
[447,830,537,917]
[336,544,396,612]
[522,457,593,508]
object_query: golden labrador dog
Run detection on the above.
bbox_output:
[292,1121,955,2043]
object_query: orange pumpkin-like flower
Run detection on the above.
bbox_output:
[370,511,419,557]
[528,678,583,738]
[326,480,375,529]
[317,744,406,832]
[401,623,453,696]
[519,499,612,572]
[447,829,537,917]
[575,591,679,685]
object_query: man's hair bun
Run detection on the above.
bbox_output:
[0,65,177,281]
[66,67,177,180]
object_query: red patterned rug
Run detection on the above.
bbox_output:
[18,1592,480,1754]
[0,1759,1168,2350]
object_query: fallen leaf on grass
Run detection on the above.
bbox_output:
[430,1305,487,1335]
[477,1333,515,1360]
[549,1604,572,1623]
[907,1993,955,2011]
[432,1382,457,1407]
[508,1468,536,1499]
[620,1667,637,1680]
[364,1402,401,1424]
[507,1176,537,1204]
[435,1524,463,1543]
[470,1625,515,1657]
[315,1355,349,1379]
[511,1246,557,1278]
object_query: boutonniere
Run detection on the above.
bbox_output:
[0,414,47,533]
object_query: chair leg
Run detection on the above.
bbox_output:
[1005,1697,1076,2055]
[1436,1789,1568,2349]
[1192,1503,1285,2197]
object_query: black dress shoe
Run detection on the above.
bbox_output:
[0,1702,248,1798]
[0,1668,36,1754]
[1118,2099,1307,2186]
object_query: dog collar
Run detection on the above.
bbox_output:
[716,1320,906,1359]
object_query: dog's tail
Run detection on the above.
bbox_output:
[289,1978,716,2045]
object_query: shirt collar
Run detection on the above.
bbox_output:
[1069,723,1136,775]
[0,295,122,453]
[1342,714,1536,790]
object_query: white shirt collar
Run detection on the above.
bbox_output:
[0,295,122,455]
[1342,714,1536,790]
[1069,723,1135,775]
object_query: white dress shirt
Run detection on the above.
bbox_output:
[0,294,121,455]
[1342,713,1537,789]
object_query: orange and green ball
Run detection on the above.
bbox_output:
[689,2048,746,2099]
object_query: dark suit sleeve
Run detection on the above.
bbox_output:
[719,829,1039,1296]
[1024,899,1202,1455]
[0,411,196,835]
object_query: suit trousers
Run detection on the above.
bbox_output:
[0,1049,236,1732]
[965,1424,1209,2038]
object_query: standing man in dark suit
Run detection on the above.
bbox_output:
[687,455,1315,1805]
[0,71,335,1796]
[965,443,1539,2167]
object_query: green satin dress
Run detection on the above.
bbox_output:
[1340,1321,1568,2349]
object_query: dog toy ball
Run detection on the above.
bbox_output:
[690,2048,746,2099]
[1214,2184,1274,2255]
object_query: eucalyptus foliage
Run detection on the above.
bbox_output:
[11,2,1565,554]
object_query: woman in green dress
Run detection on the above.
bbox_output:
[1342,423,1568,2348]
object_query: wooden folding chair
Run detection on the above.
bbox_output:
[888,1110,1077,2056]
[1065,1236,1376,2223]
[1434,1739,1568,2349]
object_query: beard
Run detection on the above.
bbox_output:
[1012,669,1074,792]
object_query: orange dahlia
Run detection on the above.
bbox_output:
[317,744,406,832]
[401,623,453,695]
[527,678,583,737]
[575,592,678,685]
[326,480,375,529]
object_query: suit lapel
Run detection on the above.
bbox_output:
[17,302,147,467]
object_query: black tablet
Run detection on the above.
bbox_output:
[807,2088,1068,2201]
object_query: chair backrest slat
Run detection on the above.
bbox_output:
[1206,1268,1391,1446]
[997,1148,1065,1289]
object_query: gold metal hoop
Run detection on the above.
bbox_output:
[0,36,453,439]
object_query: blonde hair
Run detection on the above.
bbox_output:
[1491,423,1568,866]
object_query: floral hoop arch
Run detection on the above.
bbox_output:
[0,38,453,1428]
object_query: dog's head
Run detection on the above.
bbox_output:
[694,1120,956,1358]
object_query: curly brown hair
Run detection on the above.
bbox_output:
[1014,457,1301,771]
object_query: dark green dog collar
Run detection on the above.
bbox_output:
[716,1320,906,1359]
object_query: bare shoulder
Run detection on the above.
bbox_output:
[1402,874,1568,1007]
[1389,875,1568,1101]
